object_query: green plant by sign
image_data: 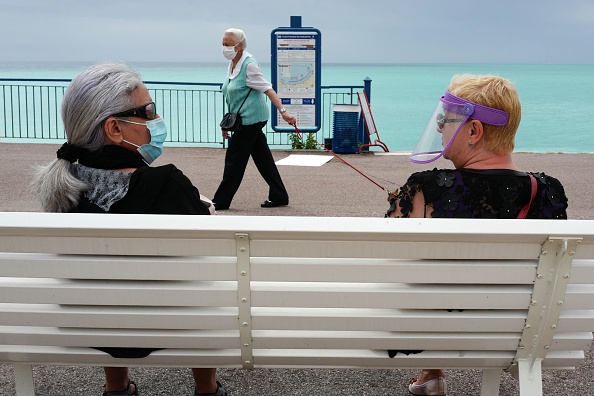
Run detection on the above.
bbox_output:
[289,132,319,150]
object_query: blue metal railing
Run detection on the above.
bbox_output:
[144,80,225,147]
[0,77,369,148]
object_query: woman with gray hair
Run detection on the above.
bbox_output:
[212,27,295,210]
[31,62,225,396]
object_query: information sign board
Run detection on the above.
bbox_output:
[271,18,321,132]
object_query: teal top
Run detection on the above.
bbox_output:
[222,57,268,126]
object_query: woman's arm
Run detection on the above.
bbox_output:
[264,89,296,126]
[387,189,429,218]
[245,62,297,127]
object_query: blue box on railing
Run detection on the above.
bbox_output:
[332,104,361,154]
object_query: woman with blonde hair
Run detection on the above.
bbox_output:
[387,75,568,395]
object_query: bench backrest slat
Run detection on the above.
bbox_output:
[0,279,238,306]
[249,283,532,309]
[0,253,237,280]
[0,305,239,329]
[251,258,538,284]
[566,259,594,283]
[0,236,237,257]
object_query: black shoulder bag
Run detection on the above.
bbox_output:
[220,88,252,132]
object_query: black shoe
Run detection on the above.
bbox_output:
[213,203,229,211]
[194,381,227,396]
[261,200,288,208]
[103,381,138,396]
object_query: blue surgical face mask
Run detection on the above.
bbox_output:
[120,117,168,164]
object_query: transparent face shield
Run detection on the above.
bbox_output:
[410,92,510,164]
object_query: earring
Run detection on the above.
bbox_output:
[469,141,475,149]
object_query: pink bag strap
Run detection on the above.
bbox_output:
[517,174,537,219]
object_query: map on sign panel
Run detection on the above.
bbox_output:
[278,62,314,96]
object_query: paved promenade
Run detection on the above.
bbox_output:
[2,143,593,219]
[1,142,594,395]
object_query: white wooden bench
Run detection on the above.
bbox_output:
[0,212,593,396]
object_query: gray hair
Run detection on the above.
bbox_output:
[62,62,143,150]
[31,62,143,212]
[225,28,247,49]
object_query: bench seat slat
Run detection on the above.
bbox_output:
[252,308,528,332]
[251,258,537,284]
[0,346,243,368]
[1,329,585,352]
[251,355,585,370]
[0,327,239,349]
[251,283,532,309]
[550,332,593,351]
[253,349,586,370]
[251,331,590,352]
[251,330,521,350]
[252,349,516,369]
[540,350,586,369]
[0,253,237,281]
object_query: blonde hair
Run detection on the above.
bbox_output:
[448,74,521,154]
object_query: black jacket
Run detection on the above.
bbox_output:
[71,164,210,215]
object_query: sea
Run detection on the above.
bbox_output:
[1,62,593,153]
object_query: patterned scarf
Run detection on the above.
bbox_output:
[72,145,147,211]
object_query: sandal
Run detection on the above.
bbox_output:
[103,380,139,396]
[408,377,446,395]
[194,381,227,396]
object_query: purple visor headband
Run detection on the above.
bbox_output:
[441,92,509,126]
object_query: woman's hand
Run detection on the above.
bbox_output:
[221,130,230,139]
[263,89,297,126]
[281,111,297,127]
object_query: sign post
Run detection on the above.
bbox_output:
[271,16,321,132]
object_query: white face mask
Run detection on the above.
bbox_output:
[222,44,239,60]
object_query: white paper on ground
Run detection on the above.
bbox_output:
[276,154,333,167]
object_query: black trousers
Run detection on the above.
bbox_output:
[213,121,288,208]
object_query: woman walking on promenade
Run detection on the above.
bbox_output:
[30,62,225,396]
[213,28,296,210]
[386,74,568,395]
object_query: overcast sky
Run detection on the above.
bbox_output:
[1,0,593,64]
